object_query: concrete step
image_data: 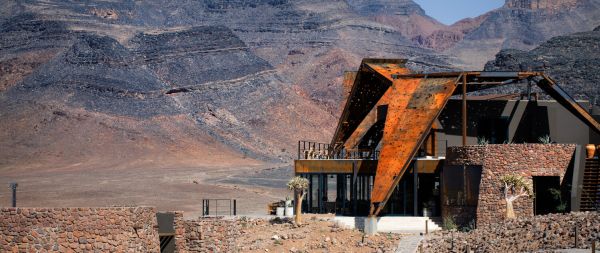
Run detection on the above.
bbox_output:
[333,216,443,233]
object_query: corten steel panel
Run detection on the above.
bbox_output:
[330,59,411,151]
[344,88,394,150]
[341,72,357,110]
[537,75,600,135]
[371,77,459,216]
[294,160,377,174]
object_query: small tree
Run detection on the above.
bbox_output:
[500,175,532,219]
[287,176,309,225]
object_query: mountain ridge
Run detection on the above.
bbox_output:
[0,0,599,170]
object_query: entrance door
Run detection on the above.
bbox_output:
[533,176,562,215]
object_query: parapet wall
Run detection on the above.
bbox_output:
[445,144,576,227]
[0,207,160,252]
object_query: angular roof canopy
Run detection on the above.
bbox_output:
[330,59,600,216]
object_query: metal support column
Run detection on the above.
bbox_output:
[413,162,418,216]
[462,73,467,146]
[352,161,358,215]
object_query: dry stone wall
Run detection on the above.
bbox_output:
[0,207,160,252]
[183,217,240,253]
[422,211,600,252]
[445,144,576,227]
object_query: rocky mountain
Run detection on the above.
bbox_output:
[484,26,600,104]
[0,0,454,170]
[446,0,600,68]
[1,0,599,171]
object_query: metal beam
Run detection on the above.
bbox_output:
[536,75,600,135]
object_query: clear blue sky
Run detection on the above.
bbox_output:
[413,0,505,25]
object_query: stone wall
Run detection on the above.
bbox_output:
[173,212,187,253]
[183,217,240,253]
[445,144,576,227]
[422,212,600,252]
[0,207,160,252]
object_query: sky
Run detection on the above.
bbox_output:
[413,0,505,25]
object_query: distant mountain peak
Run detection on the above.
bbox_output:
[345,0,425,16]
[504,0,580,10]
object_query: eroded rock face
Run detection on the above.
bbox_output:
[485,27,600,104]
[446,0,600,68]
[0,0,598,170]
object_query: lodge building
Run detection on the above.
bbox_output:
[294,59,600,227]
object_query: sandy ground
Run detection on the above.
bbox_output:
[237,216,402,253]
[0,162,293,217]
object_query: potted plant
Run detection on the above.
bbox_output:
[586,144,596,159]
[276,201,285,218]
[423,202,431,217]
[284,196,294,217]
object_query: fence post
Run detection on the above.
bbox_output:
[451,231,454,251]
[591,241,595,252]
[425,220,428,235]
[575,224,578,249]
[233,199,237,216]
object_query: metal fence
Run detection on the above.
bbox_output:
[202,199,237,216]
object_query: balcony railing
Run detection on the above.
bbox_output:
[297,141,379,160]
[297,139,448,160]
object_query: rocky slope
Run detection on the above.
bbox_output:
[484,26,600,104]
[1,0,598,172]
[0,0,454,171]
[447,0,600,68]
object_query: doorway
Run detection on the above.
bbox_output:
[533,176,563,215]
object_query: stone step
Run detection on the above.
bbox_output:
[333,216,443,233]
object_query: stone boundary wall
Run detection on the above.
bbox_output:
[445,144,576,227]
[166,214,239,253]
[173,211,187,252]
[422,212,600,252]
[183,217,240,253]
[0,207,159,252]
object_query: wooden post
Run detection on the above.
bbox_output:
[462,73,467,147]
[591,241,595,253]
[425,220,428,235]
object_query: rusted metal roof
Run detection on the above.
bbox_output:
[370,77,458,215]
[324,59,600,217]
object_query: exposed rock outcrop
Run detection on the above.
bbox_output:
[485,27,600,104]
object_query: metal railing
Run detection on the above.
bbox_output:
[297,141,379,160]
[297,140,448,160]
[202,199,237,216]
